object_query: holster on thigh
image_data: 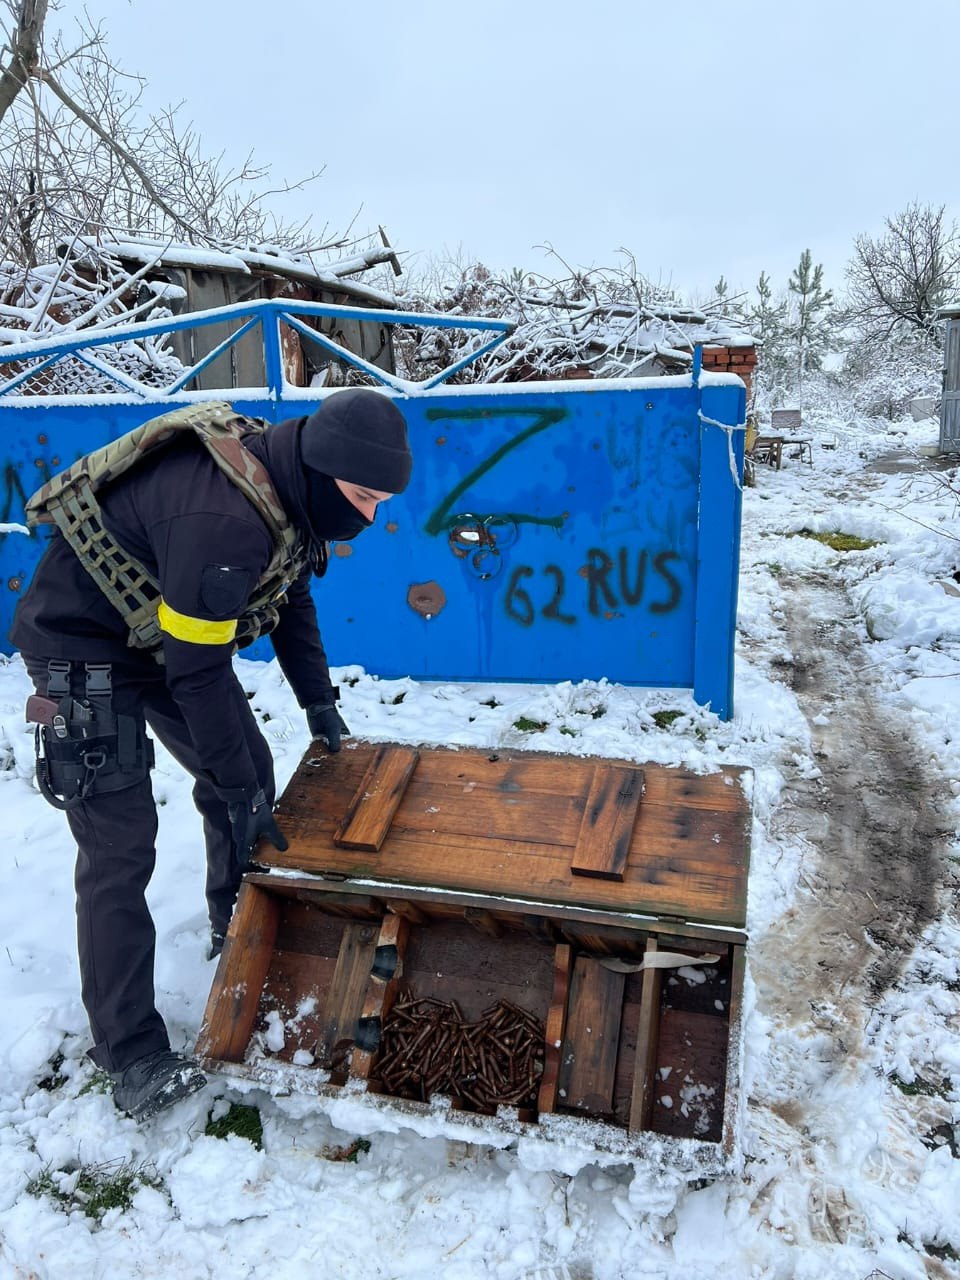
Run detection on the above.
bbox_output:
[27,662,155,811]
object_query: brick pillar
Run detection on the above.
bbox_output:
[701,345,757,406]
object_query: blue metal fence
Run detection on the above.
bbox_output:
[0,301,745,717]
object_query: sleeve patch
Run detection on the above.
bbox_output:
[199,564,252,619]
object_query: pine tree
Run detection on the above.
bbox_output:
[748,271,789,402]
[707,275,748,323]
[786,249,834,402]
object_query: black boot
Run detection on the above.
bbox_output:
[111,1050,206,1121]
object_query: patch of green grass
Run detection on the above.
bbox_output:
[889,1072,949,1099]
[27,1160,164,1221]
[205,1102,263,1149]
[559,726,577,738]
[513,716,547,733]
[652,709,684,730]
[793,529,878,552]
[764,561,783,575]
[77,1068,112,1098]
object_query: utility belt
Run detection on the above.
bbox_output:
[26,661,154,811]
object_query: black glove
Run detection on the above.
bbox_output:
[225,786,288,868]
[306,702,350,752]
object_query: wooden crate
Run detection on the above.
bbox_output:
[197,741,751,1162]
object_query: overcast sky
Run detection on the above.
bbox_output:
[48,0,960,303]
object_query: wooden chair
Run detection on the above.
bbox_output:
[771,409,813,465]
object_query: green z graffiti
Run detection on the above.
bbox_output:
[423,405,568,537]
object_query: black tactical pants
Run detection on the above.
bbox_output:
[24,654,275,1073]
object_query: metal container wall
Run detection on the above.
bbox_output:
[941,317,960,452]
[0,374,744,716]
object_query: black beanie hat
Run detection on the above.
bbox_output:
[300,389,412,494]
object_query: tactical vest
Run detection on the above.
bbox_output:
[25,402,311,655]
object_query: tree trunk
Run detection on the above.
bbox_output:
[0,0,49,126]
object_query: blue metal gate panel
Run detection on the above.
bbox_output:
[0,375,745,717]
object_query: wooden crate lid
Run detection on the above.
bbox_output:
[263,742,752,930]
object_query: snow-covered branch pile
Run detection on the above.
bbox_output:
[0,253,185,394]
[396,260,753,384]
[0,232,401,396]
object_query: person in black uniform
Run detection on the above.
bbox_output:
[10,389,412,1121]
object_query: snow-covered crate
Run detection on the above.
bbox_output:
[196,742,751,1162]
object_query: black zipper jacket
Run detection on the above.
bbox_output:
[11,415,337,794]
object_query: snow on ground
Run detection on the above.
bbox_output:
[0,415,957,1279]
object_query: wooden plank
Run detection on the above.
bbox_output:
[648,1008,728,1142]
[273,902,346,960]
[276,744,748,834]
[196,881,279,1063]
[264,742,752,928]
[239,875,384,915]
[628,936,663,1133]
[349,913,409,1081]
[315,920,381,1066]
[556,956,625,1114]
[571,766,643,881]
[293,767,745,847]
[722,945,746,1156]
[613,974,643,1124]
[538,943,572,1114]
[272,755,751,924]
[334,745,420,851]
[403,916,553,986]
[390,775,583,845]
[264,816,750,927]
[242,871,750,947]
[257,950,339,1063]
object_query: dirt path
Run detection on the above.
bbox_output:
[743,563,957,1259]
[754,567,947,1021]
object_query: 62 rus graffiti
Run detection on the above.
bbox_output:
[503,546,684,627]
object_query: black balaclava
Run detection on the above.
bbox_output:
[304,470,373,542]
[244,389,412,562]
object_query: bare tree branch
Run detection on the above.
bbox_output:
[36,65,204,240]
[844,203,959,347]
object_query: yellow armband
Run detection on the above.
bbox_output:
[157,600,238,645]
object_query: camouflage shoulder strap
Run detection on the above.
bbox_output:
[25,402,305,653]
